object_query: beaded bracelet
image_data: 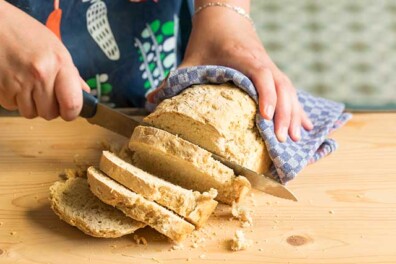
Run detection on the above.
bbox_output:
[194,2,255,26]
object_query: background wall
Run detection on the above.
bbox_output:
[251,0,396,110]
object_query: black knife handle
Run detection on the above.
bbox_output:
[80,90,98,118]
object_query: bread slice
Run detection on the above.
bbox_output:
[87,167,195,242]
[49,177,145,238]
[129,126,251,205]
[144,83,271,174]
[99,151,218,228]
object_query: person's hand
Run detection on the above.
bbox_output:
[0,1,89,121]
[177,3,313,142]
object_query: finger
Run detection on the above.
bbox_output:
[0,93,18,111]
[288,98,302,142]
[16,89,38,119]
[54,64,83,121]
[249,67,277,120]
[33,80,59,121]
[0,72,20,111]
[274,81,292,142]
[146,79,166,103]
[31,61,59,120]
[301,107,314,131]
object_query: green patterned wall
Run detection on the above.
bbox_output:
[251,0,396,109]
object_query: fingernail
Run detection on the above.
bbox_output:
[309,120,314,129]
[277,126,287,142]
[294,126,301,141]
[264,105,274,119]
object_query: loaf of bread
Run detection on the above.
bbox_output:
[49,177,145,238]
[129,126,251,205]
[87,167,195,242]
[49,83,266,242]
[144,83,271,174]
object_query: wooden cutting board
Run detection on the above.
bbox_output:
[0,113,396,264]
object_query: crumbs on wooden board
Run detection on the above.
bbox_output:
[170,243,184,251]
[231,202,253,228]
[151,257,161,263]
[230,230,252,251]
[133,234,147,245]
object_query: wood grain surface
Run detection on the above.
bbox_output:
[0,114,395,264]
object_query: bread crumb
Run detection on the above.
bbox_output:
[171,243,184,250]
[199,254,206,259]
[231,202,253,227]
[151,257,161,263]
[110,245,117,248]
[191,243,198,248]
[241,221,252,228]
[99,140,121,154]
[201,188,218,200]
[60,168,87,180]
[133,234,147,245]
[10,231,16,236]
[186,258,191,261]
[230,230,252,251]
[258,248,263,251]
[329,210,334,214]
[0,222,3,226]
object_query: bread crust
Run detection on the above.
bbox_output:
[129,126,251,205]
[144,83,271,174]
[100,151,218,228]
[49,178,145,238]
[87,167,195,242]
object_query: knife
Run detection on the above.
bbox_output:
[80,91,297,201]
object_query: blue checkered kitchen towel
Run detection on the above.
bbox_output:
[148,66,352,184]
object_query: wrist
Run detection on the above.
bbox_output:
[194,0,250,13]
[192,2,255,32]
[193,0,254,28]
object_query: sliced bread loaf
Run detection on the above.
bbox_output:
[129,126,251,205]
[99,151,218,228]
[87,167,195,242]
[49,177,145,238]
[144,83,271,174]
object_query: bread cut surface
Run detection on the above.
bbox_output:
[49,177,145,238]
[144,83,271,174]
[100,151,218,228]
[129,126,251,205]
[87,166,195,242]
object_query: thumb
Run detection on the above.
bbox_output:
[146,78,166,103]
[80,77,90,93]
